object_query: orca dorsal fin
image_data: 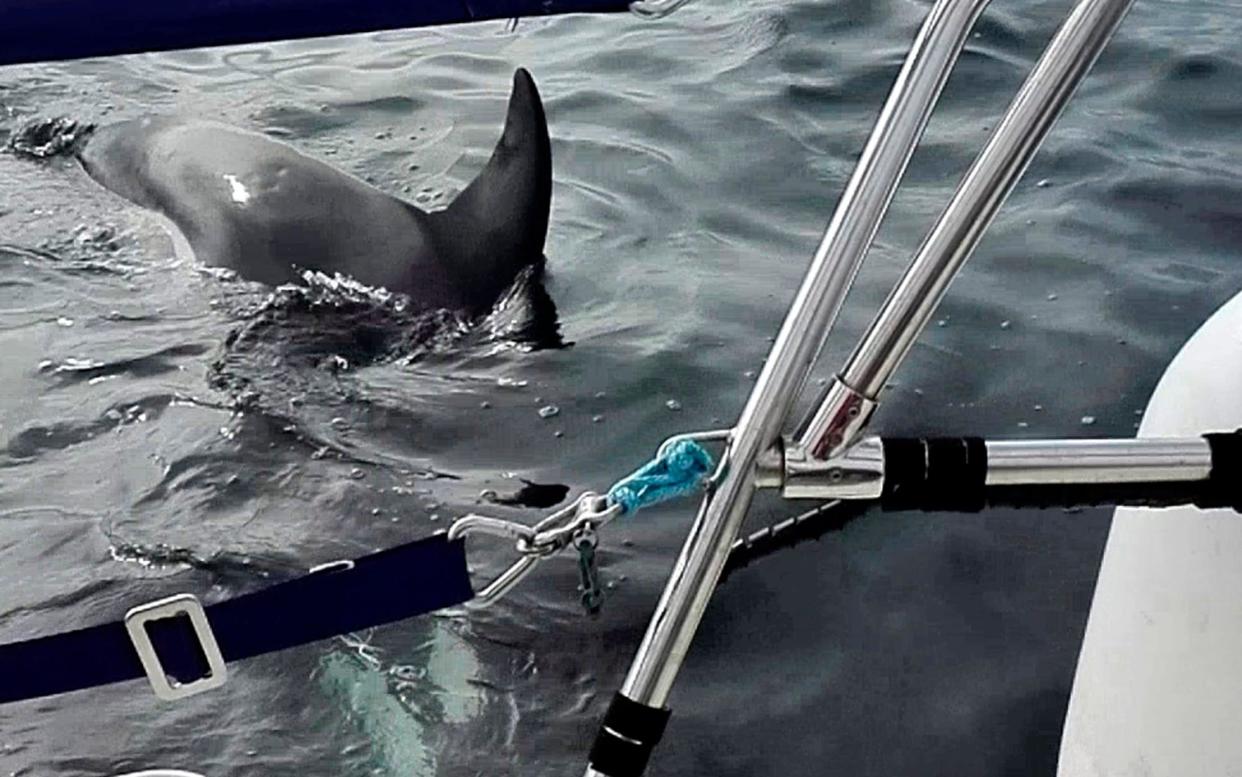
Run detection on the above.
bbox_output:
[428,68,552,311]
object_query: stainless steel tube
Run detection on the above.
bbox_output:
[619,0,993,710]
[985,438,1212,486]
[757,436,1213,501]
[585,1,993,774]
[801,0,1136,460]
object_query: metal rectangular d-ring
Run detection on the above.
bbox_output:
[124,594,227,701]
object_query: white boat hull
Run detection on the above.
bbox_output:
[1058,289,1242,776]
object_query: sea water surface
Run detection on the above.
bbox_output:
[2,1,1241,775]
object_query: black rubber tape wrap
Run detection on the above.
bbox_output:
[880,437,988,512]
[1198,429,1242,511]
[587,692,672,777]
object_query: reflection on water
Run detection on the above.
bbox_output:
[319,620,486,775]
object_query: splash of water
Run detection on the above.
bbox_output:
[5,116,93,159]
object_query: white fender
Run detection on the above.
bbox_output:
[1059,288,1242,776]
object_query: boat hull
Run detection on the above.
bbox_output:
[1059,288,1242,776]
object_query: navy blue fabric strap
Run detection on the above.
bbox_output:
[0,0,633,68]
[0,533,473,704]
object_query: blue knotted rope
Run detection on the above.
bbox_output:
[607,439,715,514]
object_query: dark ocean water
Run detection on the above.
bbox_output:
[2,1,1242,775]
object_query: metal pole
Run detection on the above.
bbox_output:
[618,0,992,709]
[983,438,1212,486]
[759,437,1214,500]
[801,0,1136,460]
[584,0,991,773]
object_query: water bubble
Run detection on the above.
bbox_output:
[592,415,605,424]
[665,399,683,412]
[594,391,607,399]
[480,401,492,409]
[1080,415,1096,426]
[1047,293,1058,301]
[1000,320,1011,330]
[350,468,366,479]
[480,489,498,502]
[56,317,74,327]
[1036,178,1051,188]
[538,404,560,419]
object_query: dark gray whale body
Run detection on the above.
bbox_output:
[76,69,552,316]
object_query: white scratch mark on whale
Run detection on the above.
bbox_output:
[223,174,251,205]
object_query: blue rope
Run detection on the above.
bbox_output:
[607,439,715,514]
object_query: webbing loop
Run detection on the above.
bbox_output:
[0,533,473,705]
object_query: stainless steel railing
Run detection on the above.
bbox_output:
[585,0,1137,773]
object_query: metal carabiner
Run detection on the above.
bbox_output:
[447,493,616,608]
[575,526,603,614]
[524,494,621,554]
[446,513,543,606]
[656,428,733,458]
[446,514,538,547]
